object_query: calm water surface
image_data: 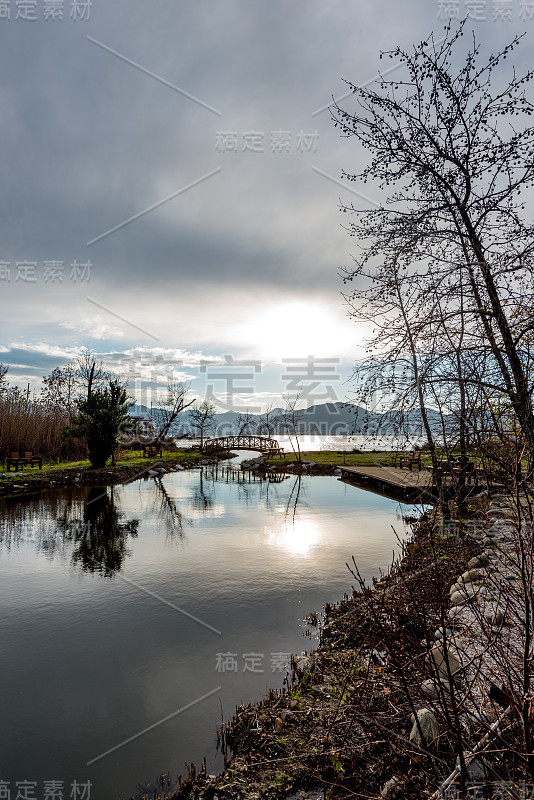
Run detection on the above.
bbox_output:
[0,456,417,799]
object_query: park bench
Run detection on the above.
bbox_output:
[399,452,422,471]
[143,444,162,458]
[6,451,43,471]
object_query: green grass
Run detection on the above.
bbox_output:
[265,449,400,468]
[0,448,204,476]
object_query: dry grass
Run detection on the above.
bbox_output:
[0,391,87,462]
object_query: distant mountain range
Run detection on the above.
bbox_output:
[129,402,448,438]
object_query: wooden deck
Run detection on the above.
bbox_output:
[339,465,437,503]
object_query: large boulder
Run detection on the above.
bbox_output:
[468,554,491,569]
[450,583,479,606]
[428,642,461,677]
[459,568,481,583]
[409,708,439,747]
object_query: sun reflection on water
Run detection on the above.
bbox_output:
[266,517,321,556]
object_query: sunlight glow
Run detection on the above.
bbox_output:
[231,301,349,360]
[266,517,321,556]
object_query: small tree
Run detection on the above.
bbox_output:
[236,409,256,435]
[153,382,195,446]
[63,380,131,468]
[189,400,217,449]
[257,404,277,435]
[282,389,305,463]
[41,365,79,415]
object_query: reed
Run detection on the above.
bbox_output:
[0,389,87,462]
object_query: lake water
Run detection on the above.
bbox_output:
[180,433,427,452]
[0,454,418,799]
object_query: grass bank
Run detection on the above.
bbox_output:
[0,448,207,498]
[0,449,402,498]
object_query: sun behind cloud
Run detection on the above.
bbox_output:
[230,300,355,361]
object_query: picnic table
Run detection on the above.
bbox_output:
[430,459,479,485]
[143,444,162,458]
[399,452,422,471]
[6,451,43,471]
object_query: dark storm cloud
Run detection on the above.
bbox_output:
[1,0,532,361]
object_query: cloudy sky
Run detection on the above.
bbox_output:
[1,0,532,411]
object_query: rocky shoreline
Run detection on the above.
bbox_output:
[147,489,532,800]
[0,453,228,499]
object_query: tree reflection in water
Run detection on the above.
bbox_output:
[68,487,139,576]
[152,475,191,539]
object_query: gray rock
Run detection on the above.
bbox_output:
[434,627,452,640]
[460,568,481,583]
[467,758,487,781]
[490,610,506,626]
[380,776,405,798]
[429,643,461,676]
[468,554,491,569]
[409,708,439,747]
[454,583,480,604]
[482,536,499,548]
[421,678,449,699]
[450,590,470,606]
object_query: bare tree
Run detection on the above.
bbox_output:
[153,382,195,446]
[333,20,534,450]
[257,403,277,436]
[75,349,112,399]
[0,363,8,394]
[41,365,79,415]
[188,400,216,449]
[281,389,306,463]
[235,409,256,435]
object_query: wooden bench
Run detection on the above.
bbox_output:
[143,445,162,458]
[399,453,422,471]
[6,451,43,471]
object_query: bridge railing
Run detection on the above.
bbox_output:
[202,435,284,455]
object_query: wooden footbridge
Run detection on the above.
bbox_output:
[202,434,284,456]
